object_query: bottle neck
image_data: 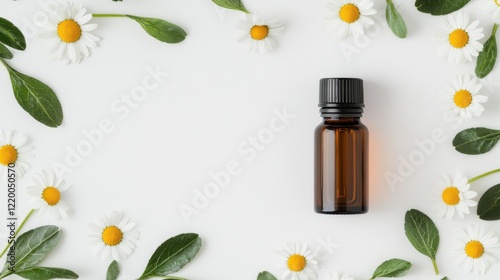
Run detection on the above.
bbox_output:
[319,105,363,118]
[322,117,361,123]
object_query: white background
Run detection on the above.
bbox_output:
[1,0,500,279]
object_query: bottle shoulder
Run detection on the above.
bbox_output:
[315,119,368,131]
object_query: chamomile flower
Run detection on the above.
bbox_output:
[480,0,500,19]
[27,170,71,220]
[236,14,285,53]
[441,75,488,123]
[436,11,484,63]
[40,1,99,64]
[436,170,477,219]
[329,272,355,280]
[88,211,139,261]
[278,243,319,280]
[325,0,377,39]
[452,225,499,275]
[0,130,33,180]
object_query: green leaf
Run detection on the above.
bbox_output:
[441,277,448,280]
[386,0,407,38]
[477,183,500,220]
[212,0,249,13]
[1,226,61,274]
[139,233,202,279]
[415,0,470,15]
[0,43,13,59]
[257,271,277,280]
[106,260,119,280]
[404,209,439,274]
[3,63,63,127]
[452,127,500,155]
[476,24,498,79]
[0,17,26,50]
[15,267,78,280]
[370,258,412,279]
[126,15,187,44]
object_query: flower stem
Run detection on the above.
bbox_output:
[0,209,35,259]
[492,23,498,37]
[92,14,127,18]
[432,258,439,275]
[468,169,500,184]
[0,58,10,69]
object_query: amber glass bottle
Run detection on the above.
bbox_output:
[314,78,368,214]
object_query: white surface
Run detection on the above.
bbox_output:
[1,0,500,279]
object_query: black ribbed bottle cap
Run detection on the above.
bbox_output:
[319,78,364,117]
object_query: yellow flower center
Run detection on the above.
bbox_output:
[57,19,82,43]
[102,226,123,246]
[287,254,306,272]
[442,187,460,205]
[42,187,61,206]
[454,89,473,108]
[465,240,484,259]
[0,145,18,166]
[339,4,360,24]
[250,25,269,40]
[449,29,469,48]
[496,0,500,6]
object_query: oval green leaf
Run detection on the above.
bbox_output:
[15,267,78,280]
[0,17,26,50]
[0,43,13,59]
[126,15,187,44]
[476,24,498,79]
[370,258,412,279]
[212,0,249,13]
[404,209,439,274]
[415,0,470,15]
[386,0,407,38]
[106,260,119,280]
[257,271,278,280]
[477,183,500,220]
[452,127,500,155]
[139,233,202,279]
[1,226,61,274]
[5,65,63,127]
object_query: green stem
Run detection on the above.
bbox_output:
[468,169,500,184]
[492,23,498,37]
[432,258,439,275]
[0,57,9,69]
[0,271,13,279]
[92,14,127,18]
[0,209,35,259]
[386,0,394,6]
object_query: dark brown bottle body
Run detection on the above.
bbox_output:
[314,117,368,214]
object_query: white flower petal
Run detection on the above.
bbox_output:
[87,211,139,261]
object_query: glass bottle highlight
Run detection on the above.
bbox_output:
[314,78,368,214]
